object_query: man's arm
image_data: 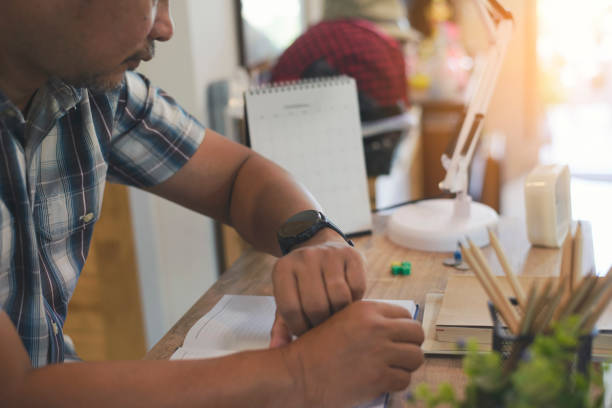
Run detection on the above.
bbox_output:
[147,128,322,256]
[147,129,367,339]
[1,302,425,408]
[0,312,295,408]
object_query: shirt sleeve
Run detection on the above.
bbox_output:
[107,72,206,188]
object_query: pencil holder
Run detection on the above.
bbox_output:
[487,301,594,375]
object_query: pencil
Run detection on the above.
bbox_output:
[467,240,520,333]
[460,243,519,334]
[572,222,584,290]
[558,274,596,321]
[519,281,540,335]
[559,228,573,297]
[488,228,526,307]
[526,278,554,332]
[582,267,612,332]
[533,278,565,334]
[576,269,612,318]
[572,275,601,316]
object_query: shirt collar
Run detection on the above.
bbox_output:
[0,78,84,122]
[0,87,23,123]
[41,77,84,115]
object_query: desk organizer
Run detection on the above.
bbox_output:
[488,301,594,375]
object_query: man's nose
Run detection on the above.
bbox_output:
[149,0,174,42]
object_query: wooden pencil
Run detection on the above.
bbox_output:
[572,275,602,316]
[583,285,612,332]
[582,267,612,331]
[488,228,527,307]
[527,278,554,332]
[519,281,540,335]
[572,221,584,290]
[467,240,520,333]
[460,244,519,334]
[575,269,612,318]
[533,278,565,334]
[558,274,596,321]
[559,228,574,296]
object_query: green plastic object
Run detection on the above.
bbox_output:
[390,261,411,276]
[401,262,412,275]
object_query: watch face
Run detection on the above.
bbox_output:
[279,210,321,237]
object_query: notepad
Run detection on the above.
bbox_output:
[171,295,417,408]
[245,77,373,236]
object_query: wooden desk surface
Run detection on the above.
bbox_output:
[145,216,580,406]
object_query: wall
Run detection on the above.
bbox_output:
[305,0,324,23]
[132,0,240,347]
[485,0,541,181]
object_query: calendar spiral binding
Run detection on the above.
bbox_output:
[247,76,355,96]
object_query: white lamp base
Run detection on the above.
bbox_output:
[387,197,499,252]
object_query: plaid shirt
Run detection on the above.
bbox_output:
[0,72,205,367]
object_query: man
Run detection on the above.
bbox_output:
[0,1,424,407]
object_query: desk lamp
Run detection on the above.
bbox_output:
[387,0,513,252]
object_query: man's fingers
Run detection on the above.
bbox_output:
[321,254,352,313]
[345,249,366,301]
[273,262,310,336]
[273,244,368,337]
[383,367,413,392]
[269,312,293,348]
[296,257,332,327]
[365,301,413,319]
[386,320,425,345]
[385,343,425,373]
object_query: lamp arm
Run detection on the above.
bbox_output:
[475,0,497,44]
[438,1,513,195]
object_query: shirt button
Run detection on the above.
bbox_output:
[79,212,95,223]
[52,322,59,335]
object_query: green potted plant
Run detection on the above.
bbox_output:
[409,316,605,408]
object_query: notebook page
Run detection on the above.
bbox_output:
[245,77,372,235]
[172,295,417,359]
[179,295,275,354]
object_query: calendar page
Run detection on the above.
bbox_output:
[245,77,372,235]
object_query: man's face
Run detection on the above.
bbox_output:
[2,0,174,91]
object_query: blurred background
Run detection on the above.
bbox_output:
[63,0,612,362]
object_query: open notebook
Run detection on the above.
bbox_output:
[171,295,417,408]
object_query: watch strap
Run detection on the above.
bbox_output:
[278,211,353,255]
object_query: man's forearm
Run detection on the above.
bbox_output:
[8,348,299,408]
[228,152,335,256]
[145,130,339,256]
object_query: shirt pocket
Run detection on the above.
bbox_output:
[35,181,105,244]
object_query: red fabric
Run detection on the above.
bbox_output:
[271,19,409,112]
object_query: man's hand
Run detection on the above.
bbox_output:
[270,229,366,345]
[282,301,425,408]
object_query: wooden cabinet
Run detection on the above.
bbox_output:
[64,184,146,360]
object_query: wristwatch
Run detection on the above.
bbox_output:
[277,210,354,255]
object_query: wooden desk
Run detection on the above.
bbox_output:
[145,216,577,406]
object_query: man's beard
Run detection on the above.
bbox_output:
[67,72,124,93]
[63,42,155,93]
